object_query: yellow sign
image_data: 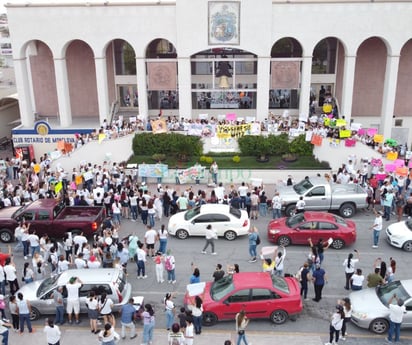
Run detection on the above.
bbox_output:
[216,124,252,138]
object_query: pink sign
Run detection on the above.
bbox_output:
[367,128,378,136]
[408,161,412,168]
[358,128,366,136]
[226,113,236,121]
[376,173,387,181]
[385,164,396,173]
[394,159,405,168]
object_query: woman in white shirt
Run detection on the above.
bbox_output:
[340,297,352,340]
[86,291,99,334]
[44,319,61,345]
[342,250,360,290]
[99,293,115,328]
[98,323,120,345]
[350,268,364,291]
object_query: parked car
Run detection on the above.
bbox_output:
[350,279,412,334]
[16,268,132,320]
[0,199,105,243]
[184,272,302,326]
[167,204,250,240]
[267,211,356,249]
[386,220,412,251]
[278,177,368,218]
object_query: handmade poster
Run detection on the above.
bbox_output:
[394,159,405,168]
[386,151,398,161]
[186,282,206,297]
[385,164,396,173]
[335,119,347,127]
[374,134,384,143]
[226,113,236,121]
[367,128,378,136]
[261,246,278,256]
[138,164,168,178]
[177,165,205,184]
[311,134,322,146]
[339,130,351,138]
[151,119,168,134]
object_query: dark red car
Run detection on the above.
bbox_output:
[267,211,356,249]
[184,272,302,326]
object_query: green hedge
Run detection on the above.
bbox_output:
[132,132,203,157]
[238,133,312,156]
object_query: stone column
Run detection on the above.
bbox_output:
[380,54,400,139]
[136,57,148,121]
[298,56,312,122]
[53,57,72,127]
[340,55,357,124]
[13,57,34,127]
[177,57,191,119]
[94,56,110,125]
[256,56,270,122]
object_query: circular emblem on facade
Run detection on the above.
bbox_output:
[211,4,237,43]
[152,65,172,86]
[35,121,50,136]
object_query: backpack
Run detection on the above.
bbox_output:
[256,234,261,245]
[165,256,173,271]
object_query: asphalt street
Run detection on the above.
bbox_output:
[3,182,412,345]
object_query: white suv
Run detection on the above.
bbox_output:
[16,268,131,320]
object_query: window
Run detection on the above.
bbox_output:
[193,215,213,223]
[318,222,338,230]
[21,212,35,221]
[251,289,278,301]
[212,214,230,222]
[79,284,111,298]
[310,187,325,196]
[226,289,250,303]
[299,222,315,230]
[37,211,50,221]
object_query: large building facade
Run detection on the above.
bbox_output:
[6,0,412,144]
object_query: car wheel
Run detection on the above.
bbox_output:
[30,307,41,321]
[369,318,389,334]
[339,203,355,218]
[0,229,13,243]
[403,240,412,252]
[270,310,288,324]
[202,312,218,326]
[331,238,345,249]
[285,205,296,217]
[224,230,236,241]
[176,229,189,240]
[277,235,291,247]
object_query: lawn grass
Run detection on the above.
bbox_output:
[127,155,330,170]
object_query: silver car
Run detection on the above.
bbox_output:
[350,280,412,334]
[16,268,132,320]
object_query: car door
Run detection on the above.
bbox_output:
[249,288,281,319]
[304,186,329,210]
[294,222,319,244]
[33,210,53,235]
[220,289,251,320]
[318,221,339,241]
[188,214,213,236]
[403,298,412,328]
[211,213,231,236]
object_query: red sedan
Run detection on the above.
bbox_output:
[184,272,302,326]
[267,211,356,249]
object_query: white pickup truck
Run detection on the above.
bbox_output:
[279,177,368,218]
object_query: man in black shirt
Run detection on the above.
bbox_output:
[212,264,225,282]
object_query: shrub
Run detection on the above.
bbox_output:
[152,153,166,162]
[232,155,241,163]
[268,133,289,155]
[199,155,208,162]
[205,156,214,164]
[133,133,203,157]
[289,134,314,156]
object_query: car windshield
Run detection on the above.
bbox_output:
[293,179,314,195]
[272,275,290,294]
[333,215,347,226]
[286,213,305,227]
[210,275,235,301]
[37,274,60,297]
[184,206,201,221]
[404,219,412,230]
[229,207,241,219]
[376,281,411,306]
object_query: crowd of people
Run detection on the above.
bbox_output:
[0,131,409,344]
